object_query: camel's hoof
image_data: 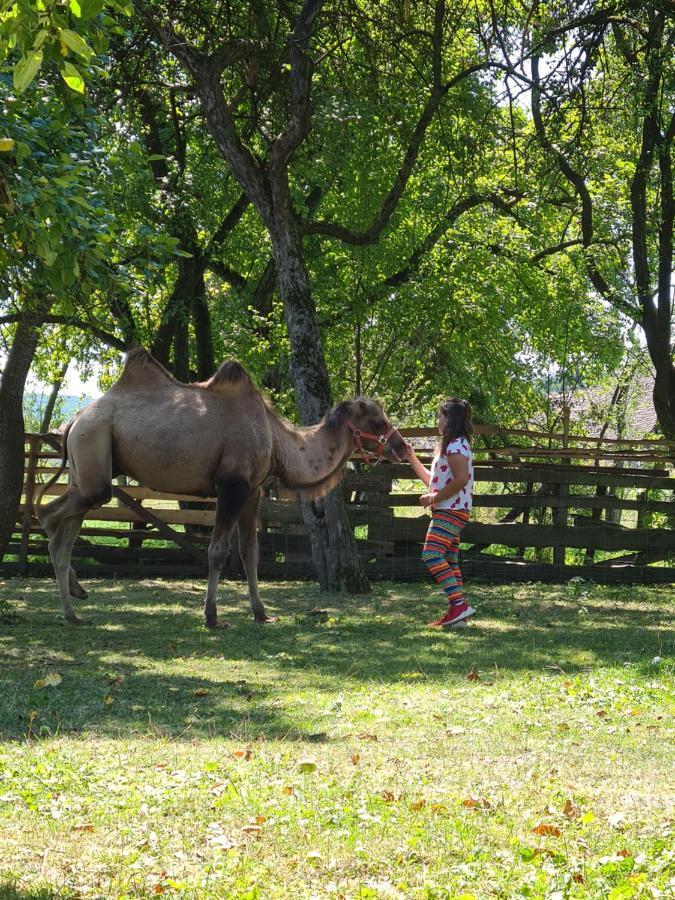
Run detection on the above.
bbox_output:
[70,586,88,600]
[64,615,88,626]
[256,615,279,624]
[205,620,232,630]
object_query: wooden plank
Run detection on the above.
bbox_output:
[553,406,571,566]
[378,518,675,551]
[111,487,207,564]
[470,494,675,514]
[378,493,674,514]
[33,482,215,503]
[472,466,674,489]
[18,435,39,575]
[366,558,675,584]
[377,464,674,486]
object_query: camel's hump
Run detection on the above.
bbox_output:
[116,348,177,387]
[200,360,256,395]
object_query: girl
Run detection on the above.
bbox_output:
[405,398,475,628]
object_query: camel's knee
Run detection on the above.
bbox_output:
[208,542,230,571]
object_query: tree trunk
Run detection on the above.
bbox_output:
[0,310,44,559]
[270,222,370,593]
[39,362,68,433]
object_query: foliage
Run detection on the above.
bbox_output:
[0,0,131,95]
[1,0,670,432]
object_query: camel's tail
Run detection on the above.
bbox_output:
[33,421,72,515]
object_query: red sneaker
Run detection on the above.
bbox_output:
[428,604,475,628]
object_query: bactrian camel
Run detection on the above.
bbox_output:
[35,349,406,627]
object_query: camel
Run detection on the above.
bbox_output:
[35,349,406,626]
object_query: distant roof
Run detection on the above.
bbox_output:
[566,373,657,439]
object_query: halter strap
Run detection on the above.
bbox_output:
[344,419,401,465]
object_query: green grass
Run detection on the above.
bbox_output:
[0,576,672,899]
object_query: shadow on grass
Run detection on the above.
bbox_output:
[0,884,68,900]
[0,577,671,741]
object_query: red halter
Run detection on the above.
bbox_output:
[345,419,401,465]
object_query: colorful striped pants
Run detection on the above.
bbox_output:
[422,509,470,606]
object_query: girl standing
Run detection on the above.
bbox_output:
[405,398,475,628]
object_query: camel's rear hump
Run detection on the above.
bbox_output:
[200,360,255,395]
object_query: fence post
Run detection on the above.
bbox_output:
[18,434,38,576]
[552,406,570,566]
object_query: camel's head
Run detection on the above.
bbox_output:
[332,398,407,463]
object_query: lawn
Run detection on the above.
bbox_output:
[0,577,672,899]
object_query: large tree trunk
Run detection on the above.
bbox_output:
[270,222,370,592]
[0,309,44,559]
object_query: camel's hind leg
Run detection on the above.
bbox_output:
[203,477,250,628]
[49,512,87,623]
[39,512,87,600]
[38,485,105,623]
[237,488,273,623]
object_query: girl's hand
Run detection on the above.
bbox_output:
[419,493,436,508]
[403,441,415,460]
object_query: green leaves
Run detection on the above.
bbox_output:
[59,29,95,62]
[60,61,86,94]
[13,50,43,93]
[69,0,107,18]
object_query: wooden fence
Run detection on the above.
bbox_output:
[3,424,674,584]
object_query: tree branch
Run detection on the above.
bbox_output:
[300,55,490,246]
[0,316,127,351]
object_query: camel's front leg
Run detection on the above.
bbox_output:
[237,487,275,623]
[204,477,249,628]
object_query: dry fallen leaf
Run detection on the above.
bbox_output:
[617,848,631,858]
[193,688,209,697]
[241,825,262,837]
[254,815,266,825]
[381,791,395,802]
[596,709,607,718]
[410,799,427,811]
[532,823,562,837]
[233,749,253,760]
[34,673,62,689]
[563,799,579,819]
[357,733,378,741]
[462,798,492,810]
[573,873,584,884]
[350,754,360,765]
[282,786,294,796]
[72,823,94,832]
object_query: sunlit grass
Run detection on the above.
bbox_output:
[0,577,672,898]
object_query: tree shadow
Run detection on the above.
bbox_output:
[0,884,68,900]
[0,577,671,742]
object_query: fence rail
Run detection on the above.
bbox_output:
[2,426,673,585]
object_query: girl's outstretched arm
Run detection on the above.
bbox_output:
[404,443,431,486]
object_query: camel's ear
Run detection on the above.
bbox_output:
[327,400,352,429]
[358,400,368,415]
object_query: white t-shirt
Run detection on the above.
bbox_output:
[430,437,473,512]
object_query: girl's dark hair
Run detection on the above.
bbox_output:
[439,397,473,450]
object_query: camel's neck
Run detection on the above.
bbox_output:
[270,414,353,495]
